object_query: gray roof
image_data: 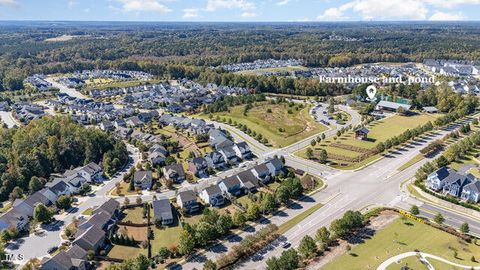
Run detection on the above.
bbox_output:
[203,185,222,196]
[463,181,480,193]
[177,190,197,203]
[376,100,411,110]
[221,175,241,189]
[152,197,173,221]
[74,225,105,249]
[93,199,119,216]
[355,127,370,134]
[237,170,259,187]
[134,170,153,183]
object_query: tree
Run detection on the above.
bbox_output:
[56,195,73,211]
[278,248,299,270]
[275,185,290,205]
[261,193,276,214]
[247,204,261,221]
[434,213,444,225]
[315,226,331,248]
[318,149,328,164]
[134,254,150,270]
[203,259,217,270]
[310,139,316,147]
[410,205,420,216]
[157,247,171,262]
[306,148,314,159]
[266,257,282,270]
[28,176,42,194]
[298,235,317,259]
[34,203,53,224]
[460,222,469,234]
[436,155,449,168]
[178,229,195,255]
[129,178,135,191]
[232,211,246,227]
[216,215,233,235]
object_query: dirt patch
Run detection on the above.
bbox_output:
[118,225,148,241]
[305,210,399,270]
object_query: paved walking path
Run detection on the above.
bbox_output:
[377,251,480,270]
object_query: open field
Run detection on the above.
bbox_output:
[297,114,440,169]
[203,102,327,147]
[234,65,308,75]
[322,217,480,270]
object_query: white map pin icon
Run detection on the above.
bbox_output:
[366,85,377,100]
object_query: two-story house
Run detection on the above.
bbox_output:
[200,185,225,207]
[162,164,186,183]
[176,190,200,213]
[133,170,153,190]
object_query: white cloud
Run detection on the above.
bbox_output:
[425,0,480,9]
[241,11,257,17]
[68,1,76,9]
[205,0,255,12]
[318,0,428,21]
[317,7,348,20]
[429,11,466,20]
[277,0,291,5]
[0,0,17,7]
[183,8,199,18]
[116,0,172,14]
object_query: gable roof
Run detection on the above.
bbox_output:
[93,199,119,216]
[74,225,105,248]
[152,197,173,221]
[134,171,153,183]
[177,190,197,203]
[221,175,241,189]
[237,170,259,187]
[203,185,222,196]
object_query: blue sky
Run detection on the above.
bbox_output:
[0,0,479,21]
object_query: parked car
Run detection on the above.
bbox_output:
[282,241,291,249]
[48,246,58,254]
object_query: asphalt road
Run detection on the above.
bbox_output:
[5,144,141,264]
[45,77,87,100]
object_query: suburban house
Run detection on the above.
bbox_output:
[442,173,474,197]
[233,142,253,159]
[204,151,227,170]
[188,157,209,178]
[92,198,120,218]
[72,225,106,252]
[133,170,153,190]
[251,163,271,183]
[209,129,234,150]
[176,190,200,213]
[99,121,114,131]
[265,158,284,176]
[0,209,29,232]
[162,164,186,183]
[461,181,480,203]
[200,185,225,207]
[218,176,243,197]
[64,162,103,183]
[126,116,143,127]
[427,167,476,198]
[218,145,240,165]
[149,151,166,166]
[237,170,260,193]
[41,244,88,270]
[152,197,174,225]
[355,127,370,140]
[113,119,126,128]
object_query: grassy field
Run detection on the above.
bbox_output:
[297,114,439,169]
[121,207,146,223]
[385,256,429,270]
[203,102,327,147]
[234,66,308,75]
[84,79,161,91]
[398,153,425,171]
[323,217,480,270]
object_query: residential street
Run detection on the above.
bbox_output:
[0,111,19,128]
[45,77,87,100]
[5,144,141,264]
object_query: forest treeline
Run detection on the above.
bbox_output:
[0,116,128,202]
[1,22,480,92]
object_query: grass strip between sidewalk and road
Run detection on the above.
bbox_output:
[398,153,425,172]
[278,202,324,234]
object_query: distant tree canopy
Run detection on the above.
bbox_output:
[0,116,128,201]
[1,22,480,93]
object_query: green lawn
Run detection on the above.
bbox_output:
[150,222,183,251]
[297,114,440,170]
[398,154,425,171]
[81,207,93,216]
[121,207,146,223]
[202,102,327,148]
[108,245,143,260]
[428,258,465,270]
[386,256,429,270]
[84,79,162,91]
[278,202,323,234]
[323,217,480,270]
